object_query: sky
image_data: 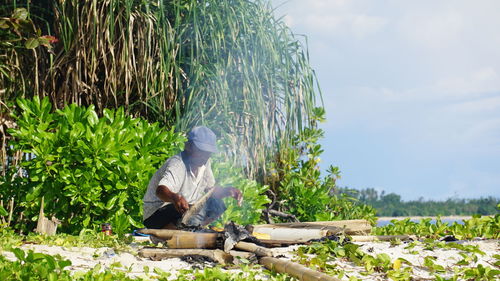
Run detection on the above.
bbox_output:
[271,0,500,200]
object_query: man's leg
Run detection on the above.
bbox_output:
[143,204,182,229]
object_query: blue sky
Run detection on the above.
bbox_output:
[272,0,500,200]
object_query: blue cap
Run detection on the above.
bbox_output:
[188,126,218,153]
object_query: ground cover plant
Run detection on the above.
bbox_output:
[295,231,499,281]
[373,214,500,239]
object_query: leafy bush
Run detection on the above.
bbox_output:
[267,108,376,224]
[3,97,185,234]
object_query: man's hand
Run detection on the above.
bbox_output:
[213,186,243,206]
[173,194,190,214]
[156,185,190,214]
[225,187,243,206]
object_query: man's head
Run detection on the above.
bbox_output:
[184,126,217,167]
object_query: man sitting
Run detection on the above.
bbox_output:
[142,126,242,229]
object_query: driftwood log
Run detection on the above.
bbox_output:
[251,219,372,241]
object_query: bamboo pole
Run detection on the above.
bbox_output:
[138,248,233,265]
[181,187,216,226]
[234,241,274,257]
[260,257,341,281]
[137,229,194,240]
[166,233,219,249]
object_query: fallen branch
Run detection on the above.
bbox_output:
[267,209,299,222]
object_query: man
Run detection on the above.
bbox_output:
[142,126,242,229]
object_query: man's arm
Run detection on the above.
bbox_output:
[156,185,189,213]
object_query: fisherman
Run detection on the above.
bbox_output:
[142,126,242,229]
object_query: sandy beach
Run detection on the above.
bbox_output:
[2,238,498,280]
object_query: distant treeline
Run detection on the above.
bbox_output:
[336,187,499,217]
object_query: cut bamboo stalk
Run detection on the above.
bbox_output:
[350,235,411,242]
[138,248,233,265]
[260,257,341,281]
[234,241,274,257]
[181,187,216,226]
[166,233,219,249]
[7,197,13,226]
[35,197,60,235]
[137,229,194,240]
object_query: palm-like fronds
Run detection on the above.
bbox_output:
[1,0,321,179]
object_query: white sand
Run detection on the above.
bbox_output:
[1,239,498,280]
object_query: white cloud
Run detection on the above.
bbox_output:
[444,96,500,115]
[398,11,464,50]
[273,0,387,38]
[433,67,500,97]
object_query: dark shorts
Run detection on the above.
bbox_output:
[143,197,226,229]
[143,204,182,229]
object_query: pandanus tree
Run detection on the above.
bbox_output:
[0,0,321,181]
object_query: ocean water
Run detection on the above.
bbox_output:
[376,217,467,227]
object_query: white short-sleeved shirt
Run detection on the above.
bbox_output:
[142,153,215,220]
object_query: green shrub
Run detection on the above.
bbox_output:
[3,97,185,234]
[268,108,376,224]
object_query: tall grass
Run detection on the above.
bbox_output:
[1,0,321,179]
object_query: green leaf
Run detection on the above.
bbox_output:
[25,38,39,49]
[87,110,98,126]
[105,196,118,210]
[12,8,28,20]
[0,205,8,216]
[0,19,9,29]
